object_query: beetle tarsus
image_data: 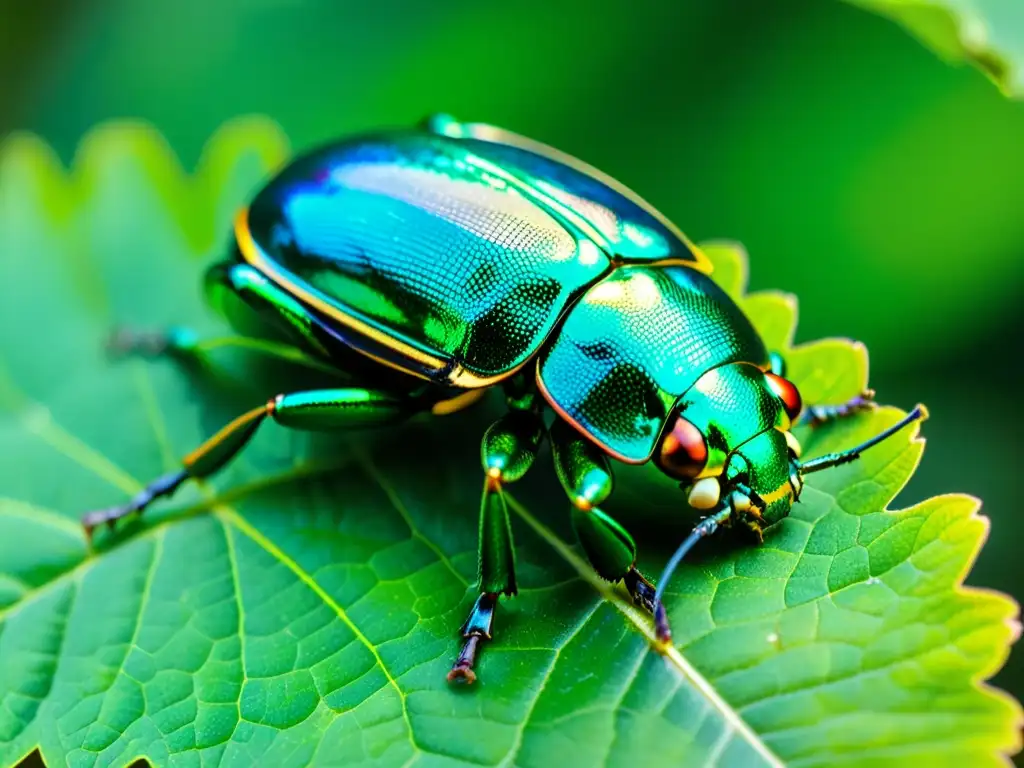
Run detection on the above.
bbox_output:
[801,391,877,427]
[106,327,168,358]
[81,469,188,540]
[448,592,498,684]
[625,567,657,614]
[654,602,672,646]
[105,326,198,360]
[447,635,483,684]
[81,506,128,540]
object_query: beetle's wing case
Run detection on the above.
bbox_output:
[238,131,612,387]
[429,116,712,270]
[537,266,769,463]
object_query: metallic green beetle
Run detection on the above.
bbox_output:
[87,114,926,683]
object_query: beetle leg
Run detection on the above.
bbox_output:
[799,390,876,427]
[80,387,417,541]
[449,410,545,684]
[547,421,654,612]
[106,326,201,359]
[624,569,657,613]
[106,262,350,377]
[788,459,805,502]
[204,262,338,357]
[770,351,875,428]
[106,325,343,379]
[729,482,766,521]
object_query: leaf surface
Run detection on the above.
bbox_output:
[0,120,1019,768]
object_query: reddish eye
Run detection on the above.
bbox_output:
[766,373,803,422]
[657,416,708,481]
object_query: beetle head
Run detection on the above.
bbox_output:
[651,404,929,634]
[653,367,809,516]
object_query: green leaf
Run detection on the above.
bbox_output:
[846,0,1024,97]
[0,120,1020,768]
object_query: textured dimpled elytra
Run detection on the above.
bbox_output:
[459,138,680,260]
[248,134,611,378]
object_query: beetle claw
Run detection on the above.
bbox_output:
[746,520,765,545]
[654,602,673,647]
[447,664,477,684]
[81,505,131,541]
[448,635,483,684]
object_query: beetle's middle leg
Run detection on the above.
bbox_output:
[548,421,657,612]
[448,409,545,684]
[80,386,421,539]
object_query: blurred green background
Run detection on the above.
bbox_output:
[2,0,1021,706]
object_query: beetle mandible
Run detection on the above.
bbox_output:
[88,114,927,683]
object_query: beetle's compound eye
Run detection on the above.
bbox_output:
[766,373,803,423]
[656,416,708,481]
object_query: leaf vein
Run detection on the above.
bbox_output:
[221,519,250,749]
[355,449,470,588]
[0,498,84,539]
[505,494,784,768]
[214,504,421,755]
[500,598,604,767]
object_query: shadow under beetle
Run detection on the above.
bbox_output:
[86,114,927,683]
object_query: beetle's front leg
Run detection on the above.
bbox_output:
[548,421,656,612]
[448,409,545,684]
[768,350,875,428]
[799,392,876,427]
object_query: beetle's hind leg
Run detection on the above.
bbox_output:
[448,409,545,684]
[548,421,656,612]
[81,386,420,540]
[106,325,201,359]
[107,262,344,376]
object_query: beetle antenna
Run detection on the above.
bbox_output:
[799,404,928,475]
[652,507,731,643]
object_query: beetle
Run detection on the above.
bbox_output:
[86,114,927,683]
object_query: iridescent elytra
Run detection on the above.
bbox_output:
[88,114,927,683]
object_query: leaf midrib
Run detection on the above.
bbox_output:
[506,496,782,767]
